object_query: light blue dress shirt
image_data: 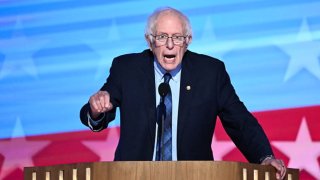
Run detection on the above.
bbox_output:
[152,60,181,161]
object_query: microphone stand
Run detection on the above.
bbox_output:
[156,82,169,161]
[156,97,166,161]
[161,101,165,161]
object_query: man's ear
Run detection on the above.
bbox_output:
[145,34,153,51]
[186,35,192,46]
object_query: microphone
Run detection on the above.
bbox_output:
[156,82,170,161]
[157,82,169,122]
[158,83,170,97]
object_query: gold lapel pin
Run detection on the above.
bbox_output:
[186,85,191,91]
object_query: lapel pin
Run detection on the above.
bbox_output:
[186,85,191,91]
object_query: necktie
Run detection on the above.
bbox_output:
[156,73,172,160]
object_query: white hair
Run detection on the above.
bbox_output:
[145,7,193,37]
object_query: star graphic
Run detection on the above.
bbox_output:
[0,118,50,179]
[276,19,320,81]
[201,16,217,42]
[272,117,320,179]
[211,134,236,161]
[82,127,120,161]
[191,16,239,60]
[0,19,47,79]
[81,19,130,80]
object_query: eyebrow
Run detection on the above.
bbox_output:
[156,33,184,36]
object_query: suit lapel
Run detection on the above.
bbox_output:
[177,51,195,156]
[140,50,157,147]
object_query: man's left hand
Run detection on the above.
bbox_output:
[261,157,286,180]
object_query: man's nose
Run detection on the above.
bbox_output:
[166,37,174,49]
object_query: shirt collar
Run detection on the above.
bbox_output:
[154,58,181,83]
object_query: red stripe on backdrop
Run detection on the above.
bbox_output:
[0,105,319,179]
[33,127,121,165]
[215,105,320,180]
[0,128,120,180]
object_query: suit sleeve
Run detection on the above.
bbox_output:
[79,57,122,131]
[217,62,274,163]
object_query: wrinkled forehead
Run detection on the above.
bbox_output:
[154,12,185,34]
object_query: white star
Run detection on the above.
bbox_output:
[81,19,120,80]
[82,127,119,161]
[106,19,121,42]
[276,19,320,81]
[211,134,236,160]
[0,19,47,79]
[201,16,217,41]
[82,19,144,80]
[272,117,320,179]
[191,16,239,60]
[0,118,50,179]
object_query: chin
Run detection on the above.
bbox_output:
[163,64,178,71]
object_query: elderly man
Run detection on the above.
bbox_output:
[80,7,286,179]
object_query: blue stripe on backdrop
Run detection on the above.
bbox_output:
[0,0,136,16]
[0,0,320,138]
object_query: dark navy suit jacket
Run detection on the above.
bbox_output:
[80,49,273,163]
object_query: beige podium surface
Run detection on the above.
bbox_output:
[24,161,299,180]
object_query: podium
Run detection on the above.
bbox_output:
[24,161,299,180]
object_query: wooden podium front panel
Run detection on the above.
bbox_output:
[90,161,241,180]
[25,161,299,180]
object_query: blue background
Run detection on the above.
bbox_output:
[0,0,319,138]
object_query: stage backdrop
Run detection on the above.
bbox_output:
[0,0,319,179]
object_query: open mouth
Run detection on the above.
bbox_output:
[164,54,176,61]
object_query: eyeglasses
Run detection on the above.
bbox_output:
[150,34,188,46]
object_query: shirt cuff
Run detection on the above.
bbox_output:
[259,155,275,164]
[87,111,105,132]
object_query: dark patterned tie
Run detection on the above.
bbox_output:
[156,73,172,160]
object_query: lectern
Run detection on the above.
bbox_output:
[24,161,299,180]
